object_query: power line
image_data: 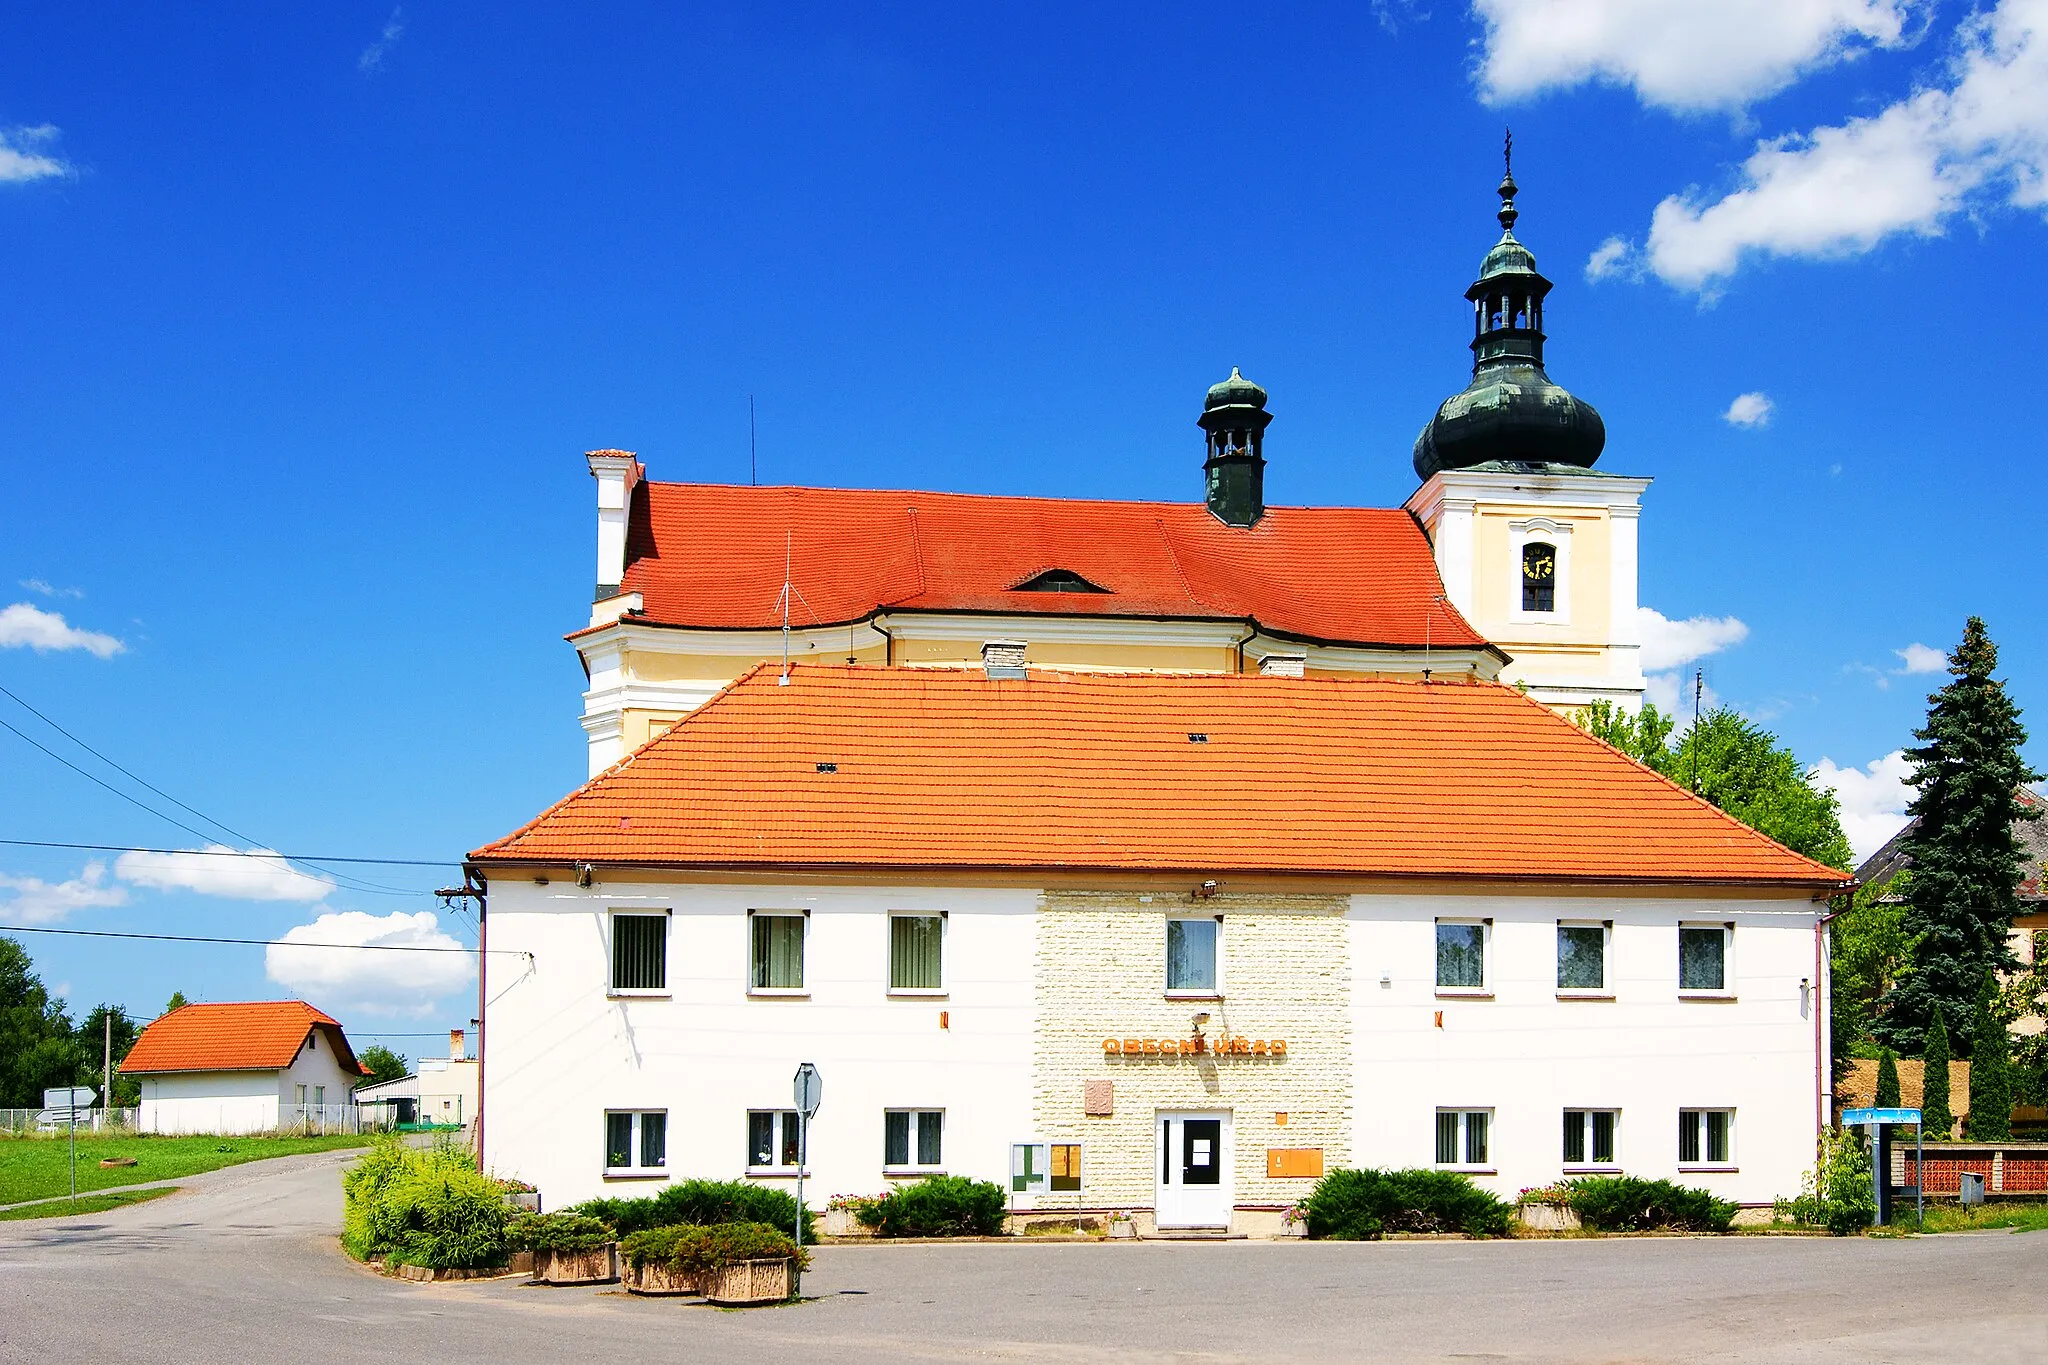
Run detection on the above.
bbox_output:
[0,687,427,898]
[1,923,527,957]
[0,839,457,867]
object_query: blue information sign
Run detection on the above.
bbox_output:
[1841,1107,1921,1126]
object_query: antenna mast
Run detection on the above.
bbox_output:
[778,531,792,685]
[750,394,758,487]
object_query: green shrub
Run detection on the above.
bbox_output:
[1780,1128,1875,1236]
[854,1175,1006,1237]
[1301,1168,1512,1240]
[505,1212,612,1253]
[570,1177,814,1242]
[620,1221,810,1274]
[1562,1176,1737,1233]
[340,1137,511,1268]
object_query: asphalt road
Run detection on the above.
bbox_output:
[1,1149,2043,1363]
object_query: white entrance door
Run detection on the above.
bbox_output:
[1155,1111,1232,1229]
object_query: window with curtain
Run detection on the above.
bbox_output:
[1680,926,1729,992]
[1563,1110,1618,1166]
[1557,924,1607,990]
[1679,1109,1734,1165]
[1166,918,1219,993]
[748,1110,802,1168]
[1522,541,1556,611]
[611,912,668,992]
[751,912,805,990]
[605,1110,666,1171]
[890,914,944,991]
[885,1109,944,1169]
[1436,921,1485,988]
[1435,1109,1491,1167]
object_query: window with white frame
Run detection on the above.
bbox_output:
[605,1110,668,1173]
[1557,922,1608,992]
[294,1084,307,1106]
[1435,1109,1492,1168]
[1166,916,1220,994]
[884,1109,944,1171]
[312,1085,326,1107]
[1678,1109,1734,1166]
[1679,924,1731,993]
[1563,1109,1619,1166]
[611,911,668,993]
[749,910,806,991]
[748,1110,803,1169]
[889,912,945,992]
[1436,919,1487,990]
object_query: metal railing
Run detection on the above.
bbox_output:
[0,1107,141,1135]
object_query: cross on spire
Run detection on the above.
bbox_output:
[1498,127,1519,234]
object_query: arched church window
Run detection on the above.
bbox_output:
[1521,542,1556,612]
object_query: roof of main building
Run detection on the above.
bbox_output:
[472,665,1847,890]
[121,1001,368,1076]
[610,481,1489,650]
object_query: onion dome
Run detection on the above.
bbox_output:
[1413,142,1606,479]
[1198,367,1273,528]
[1205,365,1268,414]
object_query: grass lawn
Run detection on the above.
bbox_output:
[0,1133,367,1205]
[1907,1202,2048,1234]
[0,1186,178,1221]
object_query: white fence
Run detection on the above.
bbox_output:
[0,1107,142,1135]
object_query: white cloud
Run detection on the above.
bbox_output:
[115,846,334,902]
[1812,748,1916,862]
[266,910,471,1017]
[0,124,68,184]
[359,8,405,73]
[1637,606,1750,672]
[1640,0,2048,289]
[1723,391,1776,427]
[0,861,128,926]
[1584,235,1640,282]
[0,602,124,658]
[1371,0,1430,34]
[1473,0,1925,112]
[1644,668,1723,724]
[19,579,83,599]
[1895,642,1946,673]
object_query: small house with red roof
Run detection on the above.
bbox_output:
[120,1001,369,1135]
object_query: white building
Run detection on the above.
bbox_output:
[471,666,1848,1229]
[352,1028,480,1128]
[120,1001,368,1135]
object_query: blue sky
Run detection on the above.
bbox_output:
[3,3,2043,1053]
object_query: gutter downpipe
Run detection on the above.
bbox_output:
[1814,883,1860,1137]
[470,865,489,1168]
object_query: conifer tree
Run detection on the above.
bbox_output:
[1921,1006,1955,1139]
[1874,1049,1900,1108]
[1874,618,2041,1055]
[1962,975,2012,1140]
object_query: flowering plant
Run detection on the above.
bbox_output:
[1280,1200,1310,1228]
[1516,1182,1575,1207]
[825,1192,889,1225]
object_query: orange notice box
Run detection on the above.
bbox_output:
[1266,1147,1324,1178]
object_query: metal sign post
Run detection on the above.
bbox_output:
[47,1086,96,1201]
[1842,1107,1922,1227]
[792,1063,822,1294]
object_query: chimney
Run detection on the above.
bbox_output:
[450,1028,466,1061]
[1258,653,1306,678]
[586,449,642,602]
[982,640,1027,679]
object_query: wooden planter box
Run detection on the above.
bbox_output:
[623,1259,698,1297]
[531,1244,619,1285]
[703,1258,793,1305]
[822,1209,873,1237]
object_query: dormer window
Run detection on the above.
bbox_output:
[1010,569,1111,595]
[1521,542,1556,612]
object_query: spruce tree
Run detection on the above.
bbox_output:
[1962,975,2013,1140]
[1874,618,2042,1055]
[1874,1049,1900,1108]
[1921,1006,1955,1139]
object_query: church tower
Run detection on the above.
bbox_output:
[1403,142,1648,713]
[1199,366,1271,527]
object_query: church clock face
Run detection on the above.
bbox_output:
[1521,542,1556,612]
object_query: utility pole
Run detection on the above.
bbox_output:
[103,1011,112,1131]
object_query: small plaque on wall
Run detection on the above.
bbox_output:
[1083,1079,1114,1116]
[1266,1147,1324,1179]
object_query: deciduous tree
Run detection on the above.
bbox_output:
[357,1044,410,1089]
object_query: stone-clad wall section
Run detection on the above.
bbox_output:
[1031,890,1351,1211]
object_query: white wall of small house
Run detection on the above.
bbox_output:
[1349,892,1822,1207]
[483,876,1822,1217]
[137,1071,282,1135]
[277,1031,362,1109]
[482,879,1037,1210]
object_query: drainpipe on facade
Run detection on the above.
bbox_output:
[1814,884,1860,1136]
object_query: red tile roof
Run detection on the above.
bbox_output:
[120,1001,368,1076]
[611,482,1489,650]
[472,665,1848,889]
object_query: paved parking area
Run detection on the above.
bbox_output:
[1,1149,2042,1363]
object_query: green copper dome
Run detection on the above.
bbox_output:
[1413,152,1606,479]
[1205,365,1268,412]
